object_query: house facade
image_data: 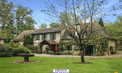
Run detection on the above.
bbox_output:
[0,35,6,44]
[13,23,116,55]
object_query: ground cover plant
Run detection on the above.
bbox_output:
[0,57,121,73]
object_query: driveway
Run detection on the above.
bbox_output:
[34,52,122,59]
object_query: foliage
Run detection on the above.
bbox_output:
[39,23,47,29]
[13,46,31,56]
[26,45,40,53]
[89,37,108,55]
[99,18,104,27]
[15,5,36,35]
[9,40,19,48]
[59,11,82,24]
[62,50,73,55]
[49,51,54,55]
[104,16,122,46]
[0,0,36,43]
[59,40,76,45]
[0,44,13,57]
[49,23,63,28]
[0,30,15,43]
[23,35,33,47]
[0,0,14,31]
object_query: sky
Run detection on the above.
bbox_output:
[8,0,122,28]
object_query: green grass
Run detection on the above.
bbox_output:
[0,57,122,73]
[117,50,122,52]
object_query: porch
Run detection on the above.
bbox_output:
[40,39,58,54]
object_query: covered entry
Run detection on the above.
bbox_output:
[40,39,58,54]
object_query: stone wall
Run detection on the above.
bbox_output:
[0,40,4,44]
[33,32,62,46]
[108,39,116,52]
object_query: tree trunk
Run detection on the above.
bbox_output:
[80,45,85,63]
[81,48,85,63]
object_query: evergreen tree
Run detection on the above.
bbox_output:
[99,18,104,27]
[23,35,33,47]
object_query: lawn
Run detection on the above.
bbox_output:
[0,57,121,73]
[117,50,122,52]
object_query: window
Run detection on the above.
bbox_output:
[35,35,40,40]
[50,33,56,40]
[41,34,47,40]
[67,45,70,50]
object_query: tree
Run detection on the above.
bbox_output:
[41,0,118,62]
[0,0,36,43]
[105,16,122,46]
[99,18,104,27]
[59,11,82,24]
[41,0,118,63]
[23,35,33,47]
[25,16,36,30]
[15,5,36,35]
[39,23,47,29]
[0,0,14,30]
[0,0,15,43]
[49,23,63,28]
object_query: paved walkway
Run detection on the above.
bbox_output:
[35,52,122,59]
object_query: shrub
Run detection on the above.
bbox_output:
[62,50,73,55]
[9,40,19,48]
[49,51,54,55]
[26,45,40,53]
[0,44,13,57]
[13,46,31,56]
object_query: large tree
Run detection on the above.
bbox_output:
[41,0,118,63]
[15,5,36,35]
[0,0,36,43]
[59,11,82,25]
[39,23,47,29]
[49,23,63,28]
[105,16,122,46]
[0,0,14,30]
[0,0,16,43]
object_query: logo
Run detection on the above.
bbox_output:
[53,69,69,73]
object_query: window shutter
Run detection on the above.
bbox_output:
[45,34,47,39]
[41,34,43,40]
[35,35,37,40]
[38,35,40,40]
[70,45,72,51]
[54,33,56,39]
[65,45,66,51]
[50,34,52,40]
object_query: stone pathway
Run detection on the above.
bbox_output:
[35,52,122,59]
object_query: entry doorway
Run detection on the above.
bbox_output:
[85,45,93,56]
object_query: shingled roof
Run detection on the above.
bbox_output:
[13,27,65,42]
[61,36,73,40]
[61,22,115,40]
[0,35,6,40]
[13,30,35,42]
[40,39,58,45]
[31,26,64,34]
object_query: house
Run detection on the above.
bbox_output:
[13,23,117,55]
[0,35,6,44]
